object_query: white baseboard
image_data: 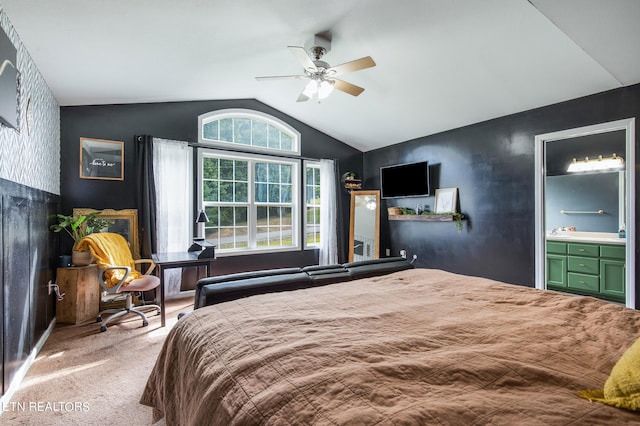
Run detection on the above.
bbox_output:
[0,318,56,415]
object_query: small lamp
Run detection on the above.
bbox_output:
[188,210,216,258]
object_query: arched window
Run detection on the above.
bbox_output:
[198,109,300,155]
[196,109,323,256]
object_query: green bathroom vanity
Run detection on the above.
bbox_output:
[546,232,625,303]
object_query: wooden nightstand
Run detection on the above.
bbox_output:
[56,265,100,324]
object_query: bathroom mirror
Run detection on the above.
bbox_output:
[534,118,635,307]
[545,131,625,232]
[349,190,380,262]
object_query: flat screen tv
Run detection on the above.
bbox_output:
[380,161,430,198]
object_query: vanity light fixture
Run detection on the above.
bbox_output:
[566,153,624,173]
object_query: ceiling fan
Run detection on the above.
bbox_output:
[255,34,376,102]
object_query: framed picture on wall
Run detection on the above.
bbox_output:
[79,137,124,180]
[435,187,458,213]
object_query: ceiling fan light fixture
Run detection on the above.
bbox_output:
[318,80,334,99]
[302,79,318,97]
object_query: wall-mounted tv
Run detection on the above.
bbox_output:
[380,161,430,198]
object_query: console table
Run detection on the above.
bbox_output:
[152,252,214,326]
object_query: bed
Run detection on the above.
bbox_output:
[141,268,640,424]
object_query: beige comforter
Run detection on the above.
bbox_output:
[141,269,640,425]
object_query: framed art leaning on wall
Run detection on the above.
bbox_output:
[80,137,124,180]
[73,208,139,259]
[435,187,458,213]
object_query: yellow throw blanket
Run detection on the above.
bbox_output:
[76,232,140,287]
[579,337,640,411]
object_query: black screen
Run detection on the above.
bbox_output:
[380,161,430,198]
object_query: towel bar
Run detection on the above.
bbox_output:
[560,209,605,215]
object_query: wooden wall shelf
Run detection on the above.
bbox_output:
[389,214,455,222]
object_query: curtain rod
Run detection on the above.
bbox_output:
[187,141,327,162]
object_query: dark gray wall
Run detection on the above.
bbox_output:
[363,83,640,303]
[60,99,362,273]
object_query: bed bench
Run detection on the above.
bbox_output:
[193,257,413,309]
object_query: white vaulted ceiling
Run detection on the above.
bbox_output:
[2,0,639,151]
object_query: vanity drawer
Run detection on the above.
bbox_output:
[546,241,567,255]
[568,272,599,293]
[568,243,599,257]
[601,245,625,260]
[568,256,599,274]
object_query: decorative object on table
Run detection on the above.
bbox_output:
[73,208,140,259]
[341,172,362,192]
[79,137,124,181]
[434,187,458,213]
[387,207,402,216]
[188,209,216,259]
[50,211,111,266]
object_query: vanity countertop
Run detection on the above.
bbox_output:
[546,231,625,245]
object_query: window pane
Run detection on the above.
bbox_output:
[268,164,280,183]
[268,125,280,149]
[205,206,218,226]
[306,184,313,203]
[203,180,218,202]
[256,206,267,224]
[234,118,251,145]
[268,184,280,203]
[205,227,219,241]
[235,227,249,248]
[255,163,267,182]
[256,226,269,246]
[235,161,248,181]
[252,121,268,147]
[255,183,267,203]
[281,164,291,183]
[220,159,234,180]
[281,184,292,203]
[220,118,233,142]
[235,207,248,226]
[281,226,293,245]
[235,182,248,202]
[219,182,234,202]
[220,207,234,226]
[282,207,292,225]
[203,121,219,140]
[203,157,218,179]
[281,133,292,151]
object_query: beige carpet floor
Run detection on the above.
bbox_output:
[2,296,194,425]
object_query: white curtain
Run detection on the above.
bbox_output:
[153,138,191,296]
[319,159,338,265]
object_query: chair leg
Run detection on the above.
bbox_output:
[98,293,161,332]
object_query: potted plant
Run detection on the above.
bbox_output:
[50,211,110,266]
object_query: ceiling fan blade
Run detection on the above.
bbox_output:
[328,56,376,76]
[332,79,365,97]
[296,92,310,102]
[287,46,317,72]
[255,75,306,81]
